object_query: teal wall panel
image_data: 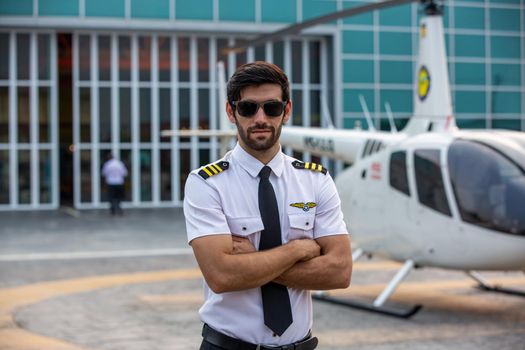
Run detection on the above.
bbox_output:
[342,1,372,25]
[379,3,411,26]
[342,31,373,54]
[380,61,412,84]
[455,35,485,57]
[343,59,374,83]
[302,0,336,21]
[86,0,125,17]
[343,89,374,113]
[454,7,484,30]
[0,0,33,15]
[380,89,412,112]
[492,64,521,86]
[492,119,521,130]
[176,0,213,20]
[219,0,255,21]
[454,63,485,85]
[455,91,485,113]
[261,0,296,23]
[491,36,520,58]
[492,92,521,113]
[131,0,169,19]
[456,119,487,129]
[380,32,411,55]
[490,8,520,31]
[39,0,79,16]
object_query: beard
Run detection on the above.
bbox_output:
[236,119,284,151]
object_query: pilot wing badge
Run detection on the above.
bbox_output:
[198,161,229,180]
[290,202,317,212]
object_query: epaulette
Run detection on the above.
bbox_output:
[198,161,230,180]
[291,160,327,175]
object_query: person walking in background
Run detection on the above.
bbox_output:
[184,61,352,349]
[102,153,128,216]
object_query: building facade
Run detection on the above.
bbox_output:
[0,0,523,210]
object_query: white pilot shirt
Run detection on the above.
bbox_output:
[184,143,348,346]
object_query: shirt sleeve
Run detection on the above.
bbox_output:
[183,173,231,244]
[313,173,348,238]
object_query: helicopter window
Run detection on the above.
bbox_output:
[389,151,410,196]
[448,140,525,236]
[414,149,452,216]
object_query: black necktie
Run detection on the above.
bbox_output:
[258,165,293,336]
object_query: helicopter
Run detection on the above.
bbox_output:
[162,0,525,317]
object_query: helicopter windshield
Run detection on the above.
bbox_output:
[448,140,525,236]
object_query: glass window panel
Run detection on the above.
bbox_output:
[414,149,451,216]
[310,91,321,127]
[261,0,296,23]
[119,88,131,143]
[389,151,410,196]
[291,41,303,84]
[217,38,229,67]
[38,34,51,80]
[0,33,8,80]
[39,150,51,203]
[18,150,30,204]
[492,92,521,114]
[343,115,368,130]
[118,36,131,81]
[140,149,152,201]
[130,0,169,19]
[160,149,171,201]
[273,41,284,70]
[492,119,521,131]
[342,1,372,25]
[179,88,190,141]
[456,118,486,129]
[197,38,210,82]
[492,64,520,86]
[302,0,336,21]
[18,87,30,143]
[120,149,132,201]
[491,36,520,59]
[175,0,213,20]
[455,7,484,30]
[39,0,79,16]
[292,90,302,125]
[85,0,125,17]
[17,33,30,80]
[380,61,412,84]
[99,149,110,202]
[180,149,190,198]
[343,31,373,54]
[99,87,111,142]
[199,148,210,167]
[39,87,51,143]
[490,8,520,31]
[139,36,151,81]
[379,3,411,26]
[140,88,151,142]
[0,0,33,15]
[199,89,210,143]
[254,46,265,61]
[454,63,485,85]
[98,35,111,81]
[455,35,485,58]
[344,89,374,114]
[455,91,485,113]
[80,88,91,142]
[0,87,8,142]
[235,39,247,68]
[380,32,411,55]
[159,88,171,142]
[309,42,320,84]
[80,150,91,202]
[79,35,91,81]
[380,89,412,113]
[344,59,374,83]
[158,36,171,82]
[219,0,255,21]
[0,150,8,203]
[178,37,190,82]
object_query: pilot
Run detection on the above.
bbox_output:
[184,61,352,350]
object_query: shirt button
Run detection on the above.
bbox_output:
[305,222,309,226]
[273,333,277,337]
[242,227,246,231]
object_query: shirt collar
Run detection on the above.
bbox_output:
[231,143,284,179]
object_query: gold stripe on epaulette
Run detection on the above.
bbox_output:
[198,161,230,179]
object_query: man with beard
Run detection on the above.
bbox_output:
[184,61,352,350]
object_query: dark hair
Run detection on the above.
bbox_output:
[227,61,290,107]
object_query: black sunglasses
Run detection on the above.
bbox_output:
[232,100,287,118]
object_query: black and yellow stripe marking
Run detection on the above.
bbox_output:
[198,161,230,179]
[291,160,327,175]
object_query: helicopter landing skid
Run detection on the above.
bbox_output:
[467,271,525,298]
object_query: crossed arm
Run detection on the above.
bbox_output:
[191,233,352,293]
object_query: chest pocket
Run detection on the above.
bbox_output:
[226,216,264,237]
[288,213,315,240]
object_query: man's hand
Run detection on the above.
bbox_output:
[232,235,256,254]
[288,238,321,261]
